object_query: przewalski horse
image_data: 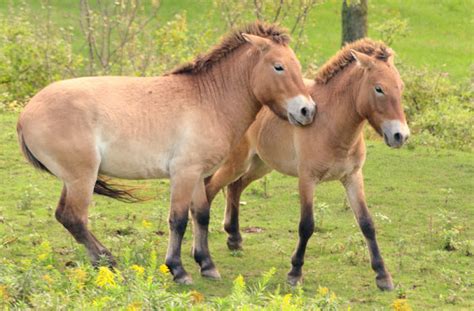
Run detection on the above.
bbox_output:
[16,22,316,284]
[206,38,409,290]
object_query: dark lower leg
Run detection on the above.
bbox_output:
[165,210,190,282]
[191,202,219,278]
[343,171,393,290]
[358,216,392,286]
[224,178,244,250]
[288,211,314,284]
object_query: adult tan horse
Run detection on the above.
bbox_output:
[16,22,316,284]
[206,38,410,290]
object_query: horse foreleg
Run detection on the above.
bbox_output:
[165,169,201,285]
[342,170,394,291]
[287,175,315,286]
[224,156,272,250]
[190,181,221,279]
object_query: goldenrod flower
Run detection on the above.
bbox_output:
[42,274,53,285]
[282,293,292,308]
[127,302,142,311]
[142,219,152,229]
[392,298,412,311]
[95,267,116,288]
[190,290,204,304]
[318,286,329,296]
[0,285,10,302]
[159,264,170,275]
[37,253,48,261]
[131,264,145,276]
[70,267,87,289]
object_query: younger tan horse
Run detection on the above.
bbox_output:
[17,22,315,284]
[206,39,410,290]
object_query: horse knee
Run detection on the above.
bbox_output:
[192,206,210,227]
[169,211,188,235]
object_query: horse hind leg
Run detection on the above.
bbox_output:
[224,155,272,250]
[56,181,116,267]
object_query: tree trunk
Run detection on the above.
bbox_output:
[341,0,368,46]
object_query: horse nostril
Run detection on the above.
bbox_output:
[301,107,308,116]
[394,132,402,142]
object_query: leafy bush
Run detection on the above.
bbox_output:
[0,6,79,109]
[400,65,473,151]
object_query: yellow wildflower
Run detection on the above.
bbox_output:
[142,219,152,229]
[159,264,170,275]
[37,253,48,261]
[127,302,142,311]
[95,267,116,288]
[131,264,145,276]
[0,285,10,302]
[46,265,54,270]
[70,267,87,289]
[330,292,337,302]
[392,298,413,311]
[190,290,205,304]
[42,274,53,285]
[282,293,292,308]
[318,286,329,296]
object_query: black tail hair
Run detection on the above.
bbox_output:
[93,177,142,203]
[18,128,141,203]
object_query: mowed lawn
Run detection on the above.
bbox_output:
[1,108,473,309]
[0,0,472,80]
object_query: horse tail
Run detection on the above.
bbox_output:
[93,177,142,203]
[17,124,53,175]
[18,123,141,203]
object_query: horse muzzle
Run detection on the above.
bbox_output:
[382,120,410,148]
[287,95,316,126]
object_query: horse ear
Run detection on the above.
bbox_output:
[242,33,271,52]
[350,49,373,69]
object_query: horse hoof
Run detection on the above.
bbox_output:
[227,239,243,251]
[376,273,394,291]
[201,267,221,280]
[174,273,193,285]
[287,273,303,286]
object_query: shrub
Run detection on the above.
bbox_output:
[399,64,472,151]
[0,5,79,109]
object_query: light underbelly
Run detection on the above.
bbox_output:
[98,140,173,179]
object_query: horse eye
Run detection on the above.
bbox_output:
[273,64,284,72]
[374,86,384,94]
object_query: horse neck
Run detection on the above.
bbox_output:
[313,64,367,150]
[194,48,261,144]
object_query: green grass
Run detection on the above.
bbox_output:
[0,0,472,80]
[1,108,473,309]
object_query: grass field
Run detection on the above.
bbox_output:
[0,0,472,80]
[1,108,473,309]
[1,0,473,309]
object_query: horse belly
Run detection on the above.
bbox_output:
[98,140,172,179]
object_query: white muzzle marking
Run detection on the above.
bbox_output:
[286,95,316,126]
[381,120,410,148]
